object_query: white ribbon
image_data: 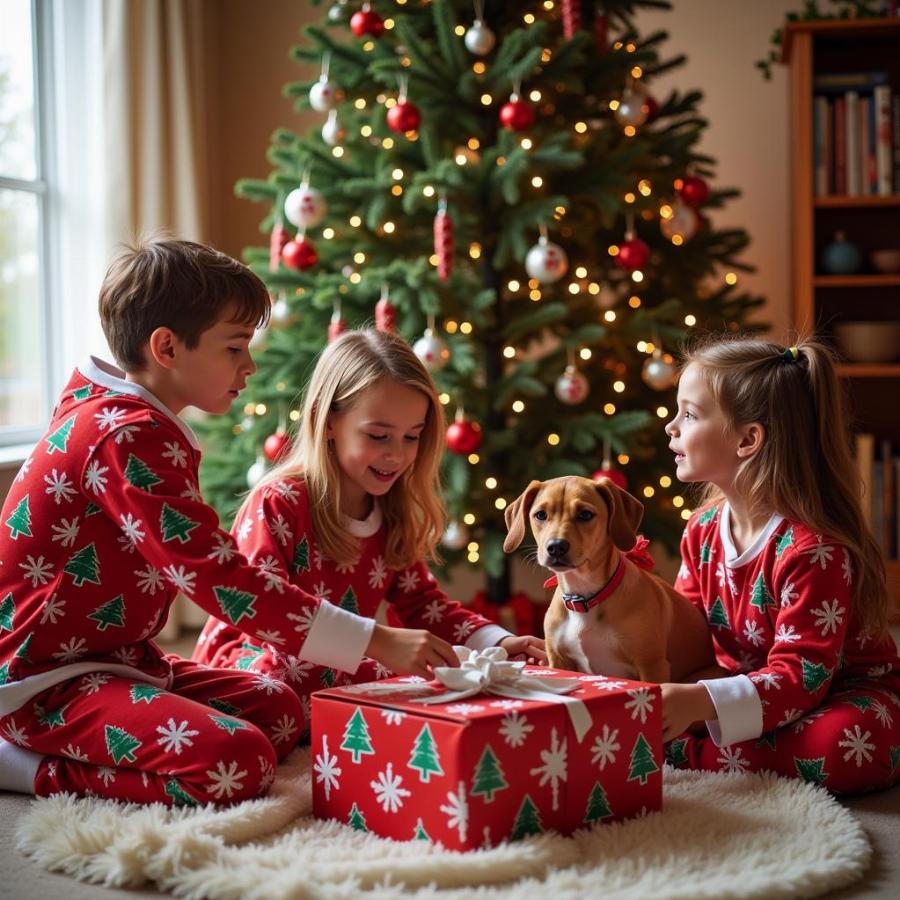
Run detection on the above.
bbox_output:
[414,646,592,743]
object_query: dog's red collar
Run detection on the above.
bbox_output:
[542,536,655,613]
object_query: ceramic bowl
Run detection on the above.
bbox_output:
[870,249,900,274]
[833,321,900,363]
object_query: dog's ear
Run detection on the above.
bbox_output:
[594,478,644,550]
[503,480,543,552]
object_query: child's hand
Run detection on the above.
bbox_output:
[499,635,548,664]
[660,682,717,742]
[366,624,459,679]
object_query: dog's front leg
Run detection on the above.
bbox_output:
[543,595,583,673]
[634,657,672,684]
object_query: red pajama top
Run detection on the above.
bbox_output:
[193,476,510,665]
[0,358,405,716]
[676,502,900,745]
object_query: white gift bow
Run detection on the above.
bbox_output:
[413,646,592,743]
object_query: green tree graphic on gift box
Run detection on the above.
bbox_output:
[471,744,508,802]
[627,732,659,785]
[511,793,544,840]
[408,723,444,782]
[584,781,613,823]
[341,707,375,763]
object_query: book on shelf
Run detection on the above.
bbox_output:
[854,433,899,560]
[812,71,896,197]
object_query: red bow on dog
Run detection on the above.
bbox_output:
[543,534,655,590]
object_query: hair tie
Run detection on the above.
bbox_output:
[782,346,800,362]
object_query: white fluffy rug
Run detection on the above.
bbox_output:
[16,748,870,900]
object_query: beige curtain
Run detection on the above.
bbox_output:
[102,0,215,638]
[102,0,214,243]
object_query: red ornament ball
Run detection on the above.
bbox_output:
[446,419,483,455]
[328,318,347,343]
[499,98,535,132]
[375,298,396,332]
[592,466,628,491]
[264,431,292,462]
[386,100,421,134]
[282,237,318,271]
[678,175,710,207]
[350,6,384,38]
[616,237,650,272]
[644,93,660,122]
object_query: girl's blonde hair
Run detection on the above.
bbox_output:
[683,333,889,637]
[242,329,446,570]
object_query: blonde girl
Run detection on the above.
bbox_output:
[660,334,899,793]
[194,329,545,729]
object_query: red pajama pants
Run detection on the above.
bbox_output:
[665,680,900,794]
[0,656,304,806]
[196,640,394,741]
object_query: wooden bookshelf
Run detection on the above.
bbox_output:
[782,19,900,619]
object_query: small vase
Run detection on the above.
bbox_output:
[820,231,862,275]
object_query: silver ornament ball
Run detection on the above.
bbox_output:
[464,20,496,55]
[525,238,569,284]
[321,112,346,146]
[271,296,291,323]
[614,87,649,128]
[309,76,344,112]
[246,457,268,489]
[285,185,326,229]
[413,329,450,371]
[642,353,678,391]
[442,520,470,551]
[554,366,590,405]
[660,201,699,242]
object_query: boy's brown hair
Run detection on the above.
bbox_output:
[99,235,271,372]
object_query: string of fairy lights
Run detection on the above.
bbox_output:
[241,0,746,561]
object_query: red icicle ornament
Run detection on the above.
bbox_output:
[562,0,582,39]
[375,287,396,332]
[593,14,609,54]
[269,222,289,272]
[434,199,454,281]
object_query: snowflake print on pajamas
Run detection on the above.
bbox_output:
[83,459,109,494]
[811,599,844,636]
[94,406,126,431]
[780,582,799,608]
[113,425,139,444]
[273,655,314,683]
[314,735,341,799]
[44,469,76,505]
[273,480,300,503]
[453,620,475,642]
[287,606,315,636]
[775,624,801,644]
[96,767,117,787]
[254,673,285,695]
[743,619,764,647]
[371,762,411,813]
[161,441,188,468]
[750,672,782,691]
[156,718,200,755]
[118,513,145,550]
[267,514,293,547]
[838,725,875,767]
[39,594,66,625]
[53,637,88,663]
[135,563,165,595]
[208,533,237,564]
[368,555,388,589]
[163,564,197,596]
[806,539,834,570]
[50,517,80,547]
[205,760,248,800]
[19,555,54,587]
[397,568,420,593]
[271,714,298,746]
[1,718,29,746]
[78,673,110,694]
[717,746,750,773]
[422,599,444,624]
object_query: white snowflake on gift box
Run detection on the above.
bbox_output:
[839,725,875,767]
[774,624,801,645]
[368,555,388,589]
[371,762,411,813]
[750,672,782,691]
[592,679,629,692]
[717,746,750,774]
[208,533,237,564]
[530,727,567,811]
[20,554,54,587]
[490,699,524,710]
[397,568,420,593]
[373,661,393,679]
[743,619,764,647]
[132,564,163,596]
[162,440,188,468]
[439,781,468,844]
[287,606,315,636]
[590,724,620,771]
[44,468,76,505]
[422,599,444,625]
[811,599,844,636]
[625,688,655,724]
[156,718,199,755]
[78,672,110,694]
[498,711,534,748]
[381,709,407,725]
[314,735,342,799]
[452,620,474,642]
[163,564,196,596]
[51,517,80,548]
[446,703,486,715]
[205,760,247,800]
[96,767,117,787]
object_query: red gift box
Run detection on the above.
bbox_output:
[311,658,662,849]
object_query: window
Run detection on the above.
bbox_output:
[0,0,54,446]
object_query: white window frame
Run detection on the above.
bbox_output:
[0,0,61,457]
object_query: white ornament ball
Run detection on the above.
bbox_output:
[309,76,344,112]
[285,185,326,229]
[660,201,699,242]
[413,329,450,371]
[442,520,470,551]
[464,19,496,55]
[321,111,346,146]
[250,324,268,348]
[247,457,268,489]
[271,296,291,323]
[642,353,678,391]
[554,366,590,405]
[327,1,347,23]
[614,87,649,128]
[525,237,569,284]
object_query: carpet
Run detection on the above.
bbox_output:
[15,748,870,900]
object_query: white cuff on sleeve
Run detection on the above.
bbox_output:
[301,602,375,674]
[465,623,514,652]
[699,674,764,746]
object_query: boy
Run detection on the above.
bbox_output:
[0,237,454,806]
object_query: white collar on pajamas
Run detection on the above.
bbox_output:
[342,502,383,537]
[77,355,201,450]
[719,502,784,568]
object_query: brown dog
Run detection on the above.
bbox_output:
[504,475,716,683]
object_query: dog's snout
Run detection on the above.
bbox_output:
[546,538,570,558]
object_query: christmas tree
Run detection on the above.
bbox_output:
[87,595,126,631]
[5,495,32,541]
[64,542,101,587]
[45,414,76,455]
[339,585,360,614]
[214,585,259,625]
[124,454,163,491]
[341,706,375,762]
[159,504,200,544]
[198,0,764,603]
[105,724,142,764]
[408,723,444,781]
